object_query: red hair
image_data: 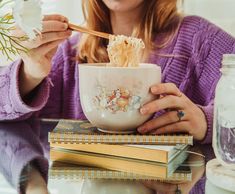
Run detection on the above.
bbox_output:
[78,0,181,63]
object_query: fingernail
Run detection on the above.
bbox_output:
[140,107,148,115]
[151,86,158,93]
[178,92,183,97]
[64,23,68,29]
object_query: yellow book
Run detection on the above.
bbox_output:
[50,145,189,179]
[50,142,188,164]
[47,119,193,145]
[50,162,192,182]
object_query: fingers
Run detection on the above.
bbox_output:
[140,95,184,115]
[151,83,182,97]
[36,39,64,55]
[137,110,187,133]
[140,83,184,115]
[43,14,68,22]
[24,30,72,49]
[148,121,189,135]
[12,15,69,37]
[37,30,72,46]
[42,21,68,33]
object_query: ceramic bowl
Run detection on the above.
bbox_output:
[79,63,161,134]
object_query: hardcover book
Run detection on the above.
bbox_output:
[50,142,188,164]
[50,145,189,179]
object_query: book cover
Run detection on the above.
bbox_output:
[49,162,192,182]
[50,145,189,179]
[50,142,188,163]
[47,119,193,145]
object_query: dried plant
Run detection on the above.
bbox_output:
[0,0,42,60]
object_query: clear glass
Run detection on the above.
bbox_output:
[213,55,235,169]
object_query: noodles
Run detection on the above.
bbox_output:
[107,35,145,67]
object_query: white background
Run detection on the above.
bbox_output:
[41,0,84,24]
[40,0,235,35]
[183,0,235,36]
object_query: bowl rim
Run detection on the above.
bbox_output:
[78,63,161,70]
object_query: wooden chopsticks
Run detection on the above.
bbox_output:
[68,23,110,39]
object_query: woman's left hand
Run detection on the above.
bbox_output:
[137,83,207,141]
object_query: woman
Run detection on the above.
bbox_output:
[0,0,235,193]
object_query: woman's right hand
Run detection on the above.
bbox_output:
[17,14,72,98]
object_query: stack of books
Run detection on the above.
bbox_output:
[49,119,193,181]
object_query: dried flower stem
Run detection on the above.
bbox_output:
[0,10,28,60]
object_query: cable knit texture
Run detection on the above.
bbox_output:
[0,16,235,191]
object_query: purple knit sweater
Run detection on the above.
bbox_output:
[0,16,235,191]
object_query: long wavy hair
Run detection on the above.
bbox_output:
[77,0,182,63]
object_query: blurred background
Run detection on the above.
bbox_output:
[1,0,235,65]
[42,0,235,35]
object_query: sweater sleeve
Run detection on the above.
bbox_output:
[191,17,235,144]
[0,121,48,192]
[0,37,70,121]
[197,102,214,144]
[0,60,51,121]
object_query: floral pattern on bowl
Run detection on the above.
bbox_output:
[93,86,141,114]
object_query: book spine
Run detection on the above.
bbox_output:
[49,134,193,145]
[49,169,192,181]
